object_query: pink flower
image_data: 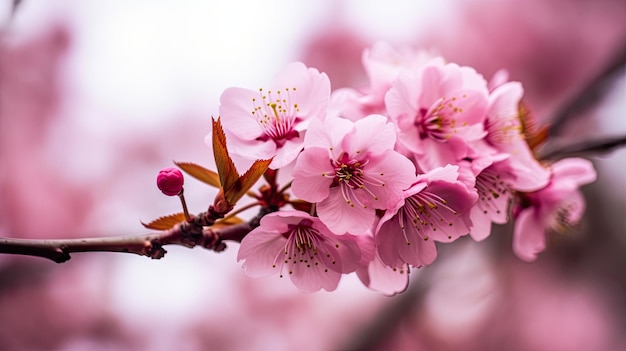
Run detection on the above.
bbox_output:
[463,153,544,242]
[376,165,477,268]
[237,211,360,292]
[483,81,550,190]
[330,42,435,121]
[291,114,416,235]
[156,167,184,196]
[219,62,330,168]
[512,158,597,261]
[385,58,489,170]
[354,234,409,296]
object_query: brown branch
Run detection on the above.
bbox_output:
[540,135,626,160]
[0,220,259,263]
[0,203,269,263]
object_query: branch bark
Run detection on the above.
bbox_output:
[0,205,267,263]
[541,135,626,160]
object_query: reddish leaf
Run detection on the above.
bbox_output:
[141,213,187,230]
[212,216,244,229]
[174,161,220,188]
[225,158,272,204]
[519,102,550,151]
[212,118,239,193]
[289,200,313,213]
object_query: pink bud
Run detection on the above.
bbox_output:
[157,167,184,196]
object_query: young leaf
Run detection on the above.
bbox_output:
[174,161,221,188]
[212,215,244,229]
[141,213,187,230]
[224,158,272,204]
[211,117,239,192]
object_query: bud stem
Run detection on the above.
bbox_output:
[178,189,191,221]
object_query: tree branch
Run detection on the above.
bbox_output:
[0,205,266,263]
[549,40,626,136]
[540,135,626,160]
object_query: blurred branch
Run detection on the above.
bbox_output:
[11,0,23,15]
[541,134,626,160]
[342,269,430,351]
[549,40,626,136]
[0,207,267,263]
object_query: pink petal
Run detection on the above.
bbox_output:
[365,257,410,296]
[513,208,546,262]
[219,87,266,139]
[291,147,334,203]
[237,229,286,278]
[303,114,354,153]
[269,62,331,119]
[488,81,523,119]
[349,114,396,153]
[289,256,342,292]
[363,150,416,208]
[469,205,494,241]
[415,136,467,171]
[376,216,438,268]
[268,136,305,169]
[551,158,597,186]
[317,187,376,235]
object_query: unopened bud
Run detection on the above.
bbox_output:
[157,167,184,196]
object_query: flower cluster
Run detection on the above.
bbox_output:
[219,43,597,294]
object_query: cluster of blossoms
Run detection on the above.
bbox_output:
[217,42,596,294]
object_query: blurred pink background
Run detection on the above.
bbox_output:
[1,1,625,350]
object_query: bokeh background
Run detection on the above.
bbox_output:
[1,1,625,350]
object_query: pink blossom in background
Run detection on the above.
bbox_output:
[237,211,361,292]
[292,114,416,235]
[513,157,597,261]
[219,62,330,169]
[0,25,97,240]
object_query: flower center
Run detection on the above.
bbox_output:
[252,87,301,147]
[273,219,336,277]
[398,190,459,243]
[475,168,510,215]
[416,95,467,142]
[328,152,380,208]
[485,115,523,146]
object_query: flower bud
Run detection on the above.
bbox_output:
[157,167,184,196]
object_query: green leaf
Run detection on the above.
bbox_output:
[141,213,187,230]
[174,161,220,188]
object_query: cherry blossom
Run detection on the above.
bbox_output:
[353,233,410,296]
[237,211,361,292]
[483,81,550,190]
[385,58,489,171]
[291,114,416,235]
[218,62,330,169]
[329,42,435,121]
[376,165,477,268]
[512,158,597,261]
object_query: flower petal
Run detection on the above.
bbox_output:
[292,147,334,203]
[317,187,376,235]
